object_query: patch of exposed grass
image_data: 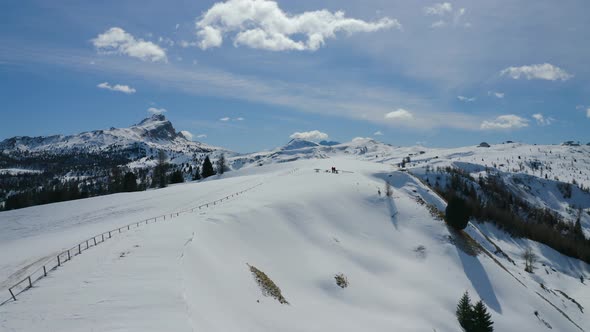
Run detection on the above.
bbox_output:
[334,273,348,288]
[248,264,289,304]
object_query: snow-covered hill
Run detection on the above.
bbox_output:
[0,158,588,331]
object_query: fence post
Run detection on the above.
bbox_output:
[94,238,97,246]
[119,228,121,233]
[78,244,81,254]
[9,288,16,301]
[128,225,130,230]
[57,255,61,267]
[109,231,111,238]
[101,234,104,242]
[67,250,71,261]
[27,276,32,288]
[43,266,47,277]
[86,240,89,249]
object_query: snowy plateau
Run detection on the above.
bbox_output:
[0,117,589,331]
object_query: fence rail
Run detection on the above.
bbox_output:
[0,183,262,306]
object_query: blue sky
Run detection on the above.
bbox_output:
[1,0,589,152]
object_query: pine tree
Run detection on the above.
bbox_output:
[472,300,494,332]
[446,196,471,230]
[193,166,201,181]
[169,169,184,184]
[122,172,138,192]
[153,150,168,188]
[456,291,474,332]
[201,156,215,178]
[217,153,227,175]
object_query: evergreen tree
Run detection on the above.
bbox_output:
[201,156,215,178]
[192,166,201,181]
[217,153,227,175]
[456,291,474,332]
[472,300,494,332]
[169,169,184,184]
[446,196,471,230]
[153,150,168,188]
[122,172,138,192]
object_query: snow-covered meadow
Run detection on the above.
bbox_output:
[1,156,588,331]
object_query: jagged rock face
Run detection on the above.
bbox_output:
[134,115,178,141]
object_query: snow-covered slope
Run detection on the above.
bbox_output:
[1,158,588,331]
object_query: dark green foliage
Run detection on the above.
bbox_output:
[472,301,494,332]
[122,172,138,192]
[457,291,474,331]
[153,150,168,188]
[446,196,471,230]
[456,291,494,332]
[217,153,227,175]
[169,169,184,184]
[201,156,215,178]
[192,166,201,180]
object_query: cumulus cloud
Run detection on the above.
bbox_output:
[385,108,414,121]
[373,130,383,136]
[500,63,572,81]
[180,130,194,140]
[195,0,400,51]
[352,137,372,142]
[196,134,208,138]
[480,115,529,130]
[97,82,136,94]
[92,27,167,62]
[424,3,453,16]
[425,3,468,28]
[147,107,167,115]
[219,117,230,121]
[488,91,504,99]
[532,113,554,126]
[289,130,328,141]
[457,95,475,102]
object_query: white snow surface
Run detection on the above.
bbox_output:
[1,157,589,331]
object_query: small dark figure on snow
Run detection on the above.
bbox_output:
[378,189,382,196]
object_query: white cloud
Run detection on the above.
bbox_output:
[425,3,468,28]
[179,40,198,48]
[457,95,475,102]
[431,20,446,28]
[180,130,194,140]
[385,108,414,121]
[424,3,453,16]
[196,134,208,138]
[220,116,244,121]
[587,108,590,118]
[373,130,383,136]
[147,107,167,115]
[289,130,328,141]
[488,91,504,99]
[97,82,136,94]
[195,0,400,51]
[92,27,167,62]
[532,113,554,126]
[352,137,372,142]
[500,63,572,81]
[480,115,529,130]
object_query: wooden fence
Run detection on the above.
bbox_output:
[0,183,262,306]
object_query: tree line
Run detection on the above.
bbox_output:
[1,151,228,211]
